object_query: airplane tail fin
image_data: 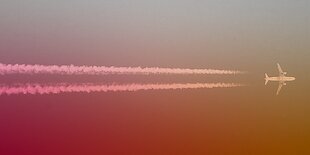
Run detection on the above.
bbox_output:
[265,73,269,85]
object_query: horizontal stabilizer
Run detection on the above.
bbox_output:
[265,73,269,85]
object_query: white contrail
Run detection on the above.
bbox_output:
[0,83,244,95]
[0,63,244,75]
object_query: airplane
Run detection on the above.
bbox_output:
[265,63,295,95]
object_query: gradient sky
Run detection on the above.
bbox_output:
[0,0,309,154]
[0,0,309,68]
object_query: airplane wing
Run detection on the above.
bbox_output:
[276,81,285,95]
[277,63,286,77]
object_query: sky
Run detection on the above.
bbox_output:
[0,0,309,154]
[0,0,308,68]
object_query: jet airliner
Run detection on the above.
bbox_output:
[265,63,295,95]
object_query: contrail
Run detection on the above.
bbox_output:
[0,63,244,75]
[0,83,244,95]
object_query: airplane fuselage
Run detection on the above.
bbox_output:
[265,76,295,82]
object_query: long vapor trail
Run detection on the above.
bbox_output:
[0,63,244,75]
[0,83,243,95]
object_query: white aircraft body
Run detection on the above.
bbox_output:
[265,63,295,95]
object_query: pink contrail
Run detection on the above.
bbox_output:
[0,83,244,95]
[0,63,244,75]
